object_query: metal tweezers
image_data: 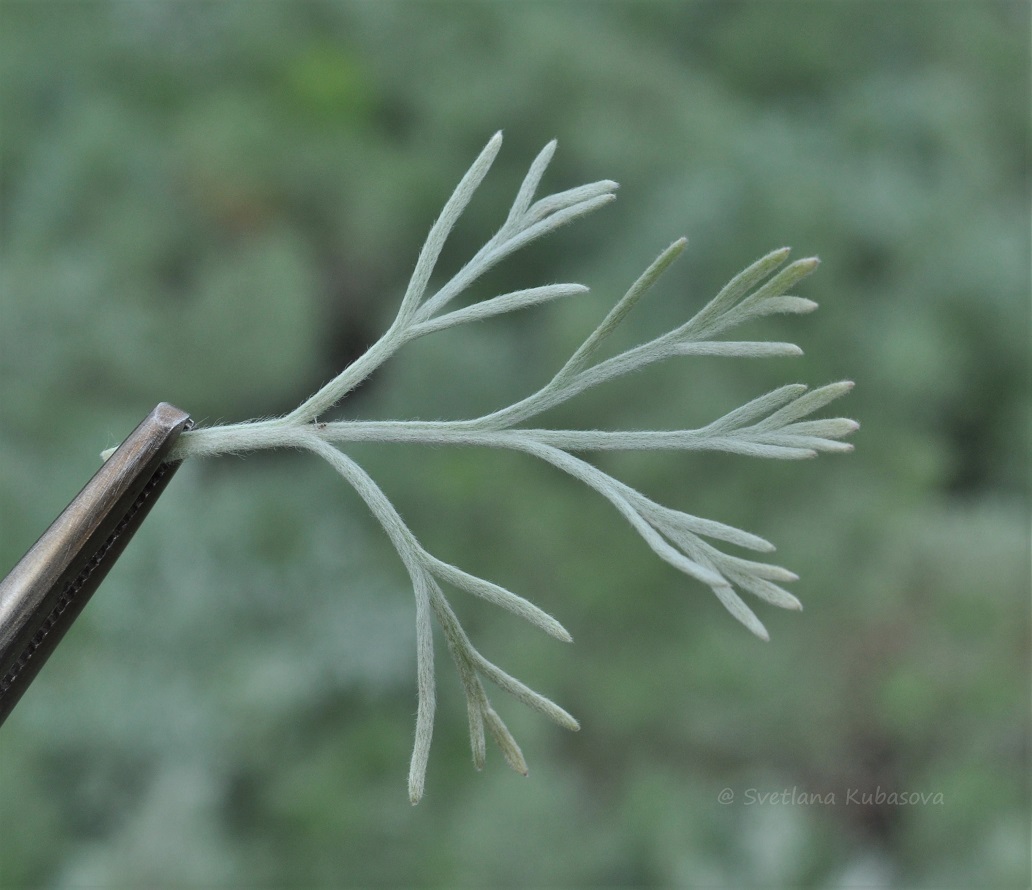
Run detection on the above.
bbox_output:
[0,403,192,728]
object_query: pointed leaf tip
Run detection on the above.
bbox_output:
[713,583,769,640]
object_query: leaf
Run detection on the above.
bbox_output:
[524,179,620,226]
[505,138,556,227]
[703,384,809,433]
[745,295,819,317]
[414,283,588,335]
[680,246,791,337]
[426,556,573,642]
[407,570,438,805]
[557,237,687,379]
[633,497,776,552]
[711,583,770,641]
[397,131,504,321]
[672,341,804,358]
[752,380,856,430]
[151,138,855,802]
[483,707,528,776]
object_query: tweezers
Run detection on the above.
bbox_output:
[0,402,192,728]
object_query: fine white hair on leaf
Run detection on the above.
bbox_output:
[120,134,857,801]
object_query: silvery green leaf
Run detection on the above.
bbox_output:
[515,440,730,588]
[467,697,486,770]
[718,555,799,583]
[426,555,573,642]
[734,575,803,610]
[140,136,856,802]
[398,132,503,321]
[413,283,588,335]
[733,257,821,317]
[782,418,862,439]
[700,437,819,459]
[632,497,776,552]
[505,138,556,227]
[423,191,616,318]
[500,192,618,259]
[744,295,819,317]
[559,238,687,379]
[524,179,620,226]
[752,380,855,430]
[679,246,791,337]
[474,655,580,731]
[483,707,528,775]
[672,341,804,357]
[703,384,809,434]
[759,432,855,453]
[408,569,437,805]
[711,583,770,641]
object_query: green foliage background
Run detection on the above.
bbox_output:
[1,1,1028,886]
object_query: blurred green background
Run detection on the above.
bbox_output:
[1,1,1029,887]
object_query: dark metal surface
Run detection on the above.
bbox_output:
[0,403,192,727]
